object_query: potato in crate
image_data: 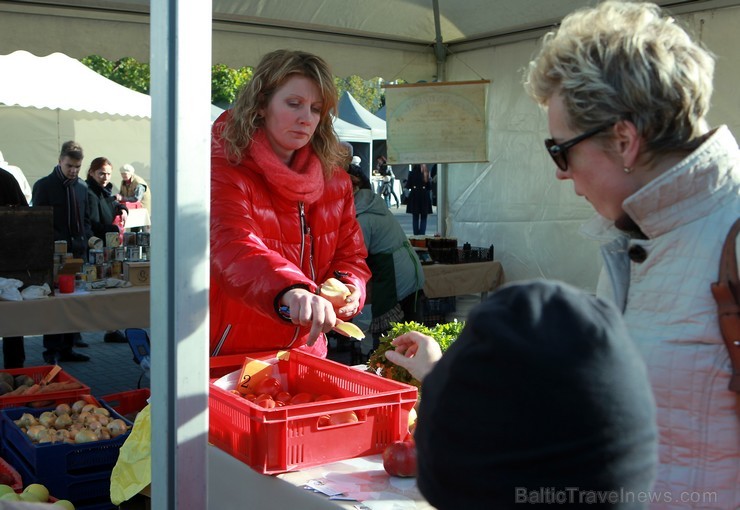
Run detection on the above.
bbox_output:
[209,350,417,474]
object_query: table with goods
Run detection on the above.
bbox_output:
[0,316,464,509]
[206,277,460,508]
[0,230,151,337]
[1,253,465,508]
[0,215,155,508]
[412,236,503,295]
[209,318,465,509]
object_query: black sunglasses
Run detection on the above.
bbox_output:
[544,122,614,171]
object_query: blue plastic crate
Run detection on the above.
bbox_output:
[0,402,132,475]
[1,434,115,509]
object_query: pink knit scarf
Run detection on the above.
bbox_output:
[245,129,325,204]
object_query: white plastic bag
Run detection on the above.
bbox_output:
[0,277,23,301]
[21,283,52,300]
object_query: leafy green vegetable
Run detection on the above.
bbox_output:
[366,320,465,387]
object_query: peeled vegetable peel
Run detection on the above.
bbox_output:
[333,320,365,339]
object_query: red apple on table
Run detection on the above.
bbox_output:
[382,440,417,478]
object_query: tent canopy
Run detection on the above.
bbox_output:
[0,49,154,189]
[0,50,151,117]
[4,0,701,49]
[0,0,713,81]
[0,50,229,188]
[332,116,373,144]
[338,92,386,140]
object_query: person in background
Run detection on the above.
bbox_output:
[86,156,130,345]
[32,141,93,362]
[524,2,739,506]
[376,155,399,208]
[386,280,658,509]
[210,49,371,357]
[117,163,151,214]
[351,155,361,170]
[1,167,28,368]
[405,163,433,235]
[0,150,32,204]
[116,163,151,233]
[0,166,26,206]
[86,157,128,241]
[347,166,425,353]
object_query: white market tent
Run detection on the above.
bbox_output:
[338,91,387,141]
[1,1,739,508]
[332,115,373,144]
[333,115,374,174]
[0,51,233,188]
[338,91,388,173]
[1,50,150,117]
[0,50,153,187]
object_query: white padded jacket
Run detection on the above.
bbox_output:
[582,126,740,509]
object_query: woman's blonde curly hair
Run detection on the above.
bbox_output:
[220,49,344,178]
[524,1,715,155]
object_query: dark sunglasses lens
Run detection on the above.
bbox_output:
[544,140,567,171]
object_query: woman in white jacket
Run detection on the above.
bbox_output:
[525,2,739,508]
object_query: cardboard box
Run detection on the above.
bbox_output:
[123,261,150,286]
[57,258,84,276]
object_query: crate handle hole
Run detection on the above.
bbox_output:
[316,410,365,429]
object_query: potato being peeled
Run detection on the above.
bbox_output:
[320,278,351,307]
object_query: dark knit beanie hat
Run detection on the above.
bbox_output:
[415,280,657,509]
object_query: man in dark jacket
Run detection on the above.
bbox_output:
[31,141,93,362]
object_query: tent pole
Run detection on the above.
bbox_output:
[150,0,211,508]
[432,0,448,236]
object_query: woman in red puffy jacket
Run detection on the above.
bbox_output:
[210,49,371,358]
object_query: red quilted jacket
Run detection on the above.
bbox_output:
[210,113,370,357]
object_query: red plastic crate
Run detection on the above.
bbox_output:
[0,366,90,409]
[100,388,150,421]
[209,350,417,474]
[0,455,22,491]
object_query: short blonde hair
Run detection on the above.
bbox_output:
[220,49,343,178]
[524,1,714,154]
[120,163,135,175]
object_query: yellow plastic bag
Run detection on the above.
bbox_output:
[110,403,151,505]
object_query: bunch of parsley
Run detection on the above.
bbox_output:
[366,320,465,387]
